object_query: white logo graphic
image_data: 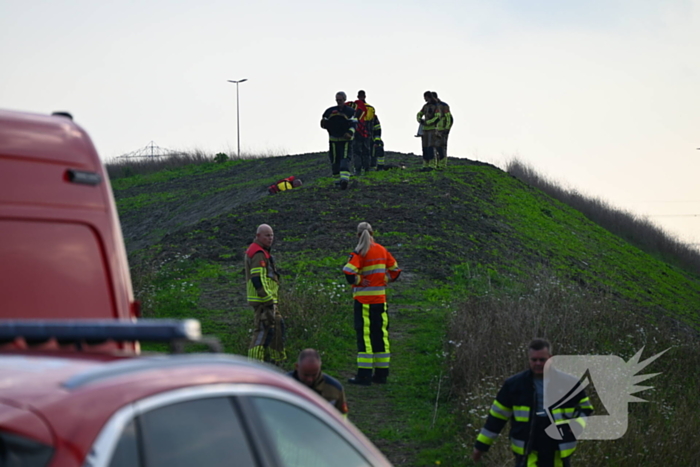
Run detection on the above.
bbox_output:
[543,347,668,440]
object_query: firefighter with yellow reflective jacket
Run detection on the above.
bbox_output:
[416,91,441,171]
[432,91,453,170]
[473,339,593,467]
[364,104,386,170]
[343,222,401,386]
[245,223,286,363]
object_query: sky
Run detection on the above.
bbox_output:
[2,0,699,247]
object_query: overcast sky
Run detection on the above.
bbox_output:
[2,0,699,246]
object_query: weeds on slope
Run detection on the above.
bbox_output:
[106,148,283,180]
[106,150,217,180]
[132,255,355,375]
[447,268,700,466]
[507,159,700,277]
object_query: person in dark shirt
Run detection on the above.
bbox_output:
[288,348,349,417]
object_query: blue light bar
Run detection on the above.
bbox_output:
[0,319,202,343]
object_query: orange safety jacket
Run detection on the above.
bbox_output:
[343,242,401,304]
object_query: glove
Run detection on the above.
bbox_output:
[343,132,353,140]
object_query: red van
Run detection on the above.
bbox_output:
[0,109,138,326]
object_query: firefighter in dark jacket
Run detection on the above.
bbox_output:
[343,222,401,385]
[288,348,349,417]
[321,91,357,190]
[473,339,593,466]
[245,224,286,363]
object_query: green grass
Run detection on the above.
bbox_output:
[111,158,248,190]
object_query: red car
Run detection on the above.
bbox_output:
[0,320,392,467]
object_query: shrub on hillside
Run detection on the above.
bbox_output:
[214,152,229,163]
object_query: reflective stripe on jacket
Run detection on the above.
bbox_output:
[343,242,401,304]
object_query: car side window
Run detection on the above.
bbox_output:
[250,397,370,467]
[111,397,256,467]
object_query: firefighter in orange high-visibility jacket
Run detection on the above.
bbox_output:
[343,222,401,385]
[245,223,286,364]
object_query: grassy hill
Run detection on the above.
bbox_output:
[112,152,700,466]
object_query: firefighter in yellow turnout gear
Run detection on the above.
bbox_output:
[432,91,453,170]
[416,91,441,171]
[245,224,286,363]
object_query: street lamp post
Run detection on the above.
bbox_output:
[227,79,248,158]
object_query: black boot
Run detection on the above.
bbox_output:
[372,368,389,384]
[348,369,372,386]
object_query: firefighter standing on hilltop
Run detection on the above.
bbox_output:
[321,91,357,190]
[352,91,372,175]
[343,222,401,385]
[416,91,441,171]
[432,91,453,170]
[245,224,286,364]
[363,100,385,171]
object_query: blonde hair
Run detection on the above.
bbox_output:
[355,222,374,256]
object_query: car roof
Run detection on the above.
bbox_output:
[0,352,325,454]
